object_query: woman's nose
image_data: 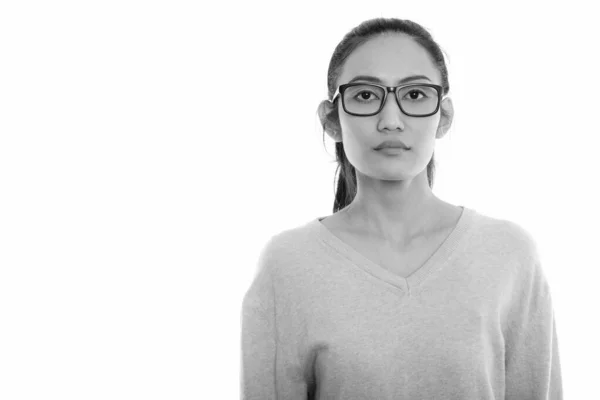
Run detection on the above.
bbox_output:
[378,93,405,129]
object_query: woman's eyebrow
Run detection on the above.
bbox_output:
[348,74,432,84]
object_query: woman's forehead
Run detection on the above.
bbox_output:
[339,35,440,85]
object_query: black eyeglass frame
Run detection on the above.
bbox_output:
[328,83,445,117]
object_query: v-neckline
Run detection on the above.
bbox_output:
[311,206,476,295]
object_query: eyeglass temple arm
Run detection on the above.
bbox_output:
[328,87,340,103]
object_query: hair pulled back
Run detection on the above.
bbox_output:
[318,18,451,214]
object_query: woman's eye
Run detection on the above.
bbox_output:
[404,90,426,100]
[356,91,378,101]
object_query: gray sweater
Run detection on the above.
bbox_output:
[240,206,563,399]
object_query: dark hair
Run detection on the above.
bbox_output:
[317,18,451,214]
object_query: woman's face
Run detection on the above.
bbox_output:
[334,34,451,182]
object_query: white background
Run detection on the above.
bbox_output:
[1,0,598,398]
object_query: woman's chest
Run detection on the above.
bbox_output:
[336,229,451,279]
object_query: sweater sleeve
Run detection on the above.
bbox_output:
[240,289,277,399]
[504,250,563,399]
[240,242,309,400]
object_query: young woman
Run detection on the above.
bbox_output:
[241,17,562,400]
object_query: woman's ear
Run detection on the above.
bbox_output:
[317,100,342,143]
[436,97,454,139]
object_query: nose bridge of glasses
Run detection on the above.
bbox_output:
[382,86,403,112]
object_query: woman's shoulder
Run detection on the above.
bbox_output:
[468,208,540,265]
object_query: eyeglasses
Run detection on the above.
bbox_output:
[328,83,444,117]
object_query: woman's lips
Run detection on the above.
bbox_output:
[376,147,409,155]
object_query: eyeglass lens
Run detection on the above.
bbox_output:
[343,84,439,116]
